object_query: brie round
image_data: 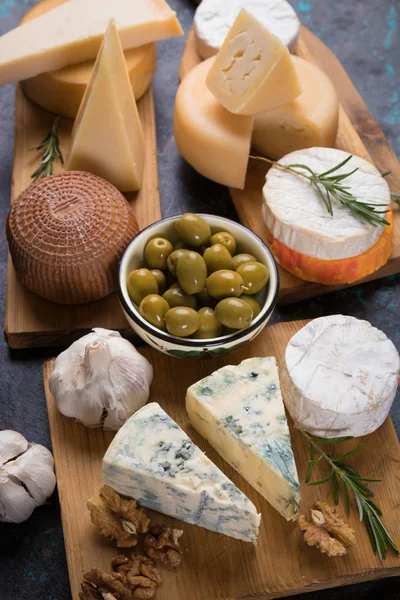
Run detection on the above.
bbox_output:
[262,147,391,261]
[283,315,399,438]
[194,0,300,60]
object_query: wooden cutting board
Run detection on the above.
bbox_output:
[43,319,400,600]
[180,27,400,305]
[4,85,161,349]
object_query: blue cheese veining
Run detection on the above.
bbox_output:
[186,357,300,520]
[102,402,261,543]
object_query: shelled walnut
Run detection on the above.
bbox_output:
[143,525,183,567]
[299,502,356,557]
[112,554,162,599]
[79,567,131,600]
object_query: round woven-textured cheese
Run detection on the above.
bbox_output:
[19,0,157,119]
[7,172,139,305]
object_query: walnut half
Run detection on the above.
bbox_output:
[78,568,131,600]
[112,554,162,599]
[299,502,356,557]
[143,525,184,568]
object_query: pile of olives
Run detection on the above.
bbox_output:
[127,214,269,339]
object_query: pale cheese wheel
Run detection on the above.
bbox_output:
[282,315,400,438]
[19,0,157,119]
[262,147,391,261]
[174,57,253,189]
[194,0,300,60]
[252,56,339,159]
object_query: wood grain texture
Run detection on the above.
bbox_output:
[5,86,161,349]
[180,27,400,305]
[43,319,400,600]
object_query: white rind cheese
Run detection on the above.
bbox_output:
[283,315,400,438]
[186,358,300,520]
[262,147,391,260]
[102,402,261,543]
[194,0,300,60]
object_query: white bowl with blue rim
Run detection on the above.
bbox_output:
[118,214,279,358]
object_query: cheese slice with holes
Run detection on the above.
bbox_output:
[282,315,400,438]
[206,9,301,115]
[103,403,261,543]
[0,0,182,86]
[194,0,300,60]
[67,21,145,192]
[186,357,301,520]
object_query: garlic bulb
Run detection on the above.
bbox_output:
[49,328,153,431]
[0,430,56,523]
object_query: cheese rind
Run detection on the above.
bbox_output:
[102,403,261,543]
[186,357,300,520]
[67,21,145,192]
[0,0,182,86]
[263,147,391,261]
[19,0,157,119]
[174,57,253,189]
[206,9,301,116]
[283,315,400,438]
[194,0,300,60]
[252,56,339,159]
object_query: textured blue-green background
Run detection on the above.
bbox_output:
[0,1,399,599]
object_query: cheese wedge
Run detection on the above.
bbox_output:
[206,9,301,115]
[186,357,300,520]
[252,56,339,159]
[283,316,400,438]
[19,0,157,119]
[0,0,182,86]
[67,21,145,192]
[103,403,261,543]
[175,57,253,189]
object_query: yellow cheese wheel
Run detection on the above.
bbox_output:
[252,56,339,159]
[19,0,157,119]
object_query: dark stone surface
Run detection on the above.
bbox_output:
[0,1,399,599]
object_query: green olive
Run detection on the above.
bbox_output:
[195,307,222,339]
[237,262,269,295]
[203,244,234,274]
[144,237,173,270]
[210,231,237,256]
[215,298,253,330]
[150,269,166,295]
[163,286,197,309]
[196,288,217,308]
[165,307,200,337]
[206,270,245,300]
[127,269,158,305]
[240,296,261,318]
[176,251,207,295]
[167,249,189,276]
[175,213,211,247]
[232,253,257,270]
[174,240,188,250]
[139,294,170,330]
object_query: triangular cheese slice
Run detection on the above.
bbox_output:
[186,357,300,520]
[67,21,145,191]
[102,403,261,543]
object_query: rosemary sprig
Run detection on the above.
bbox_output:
[302,430,399,560]
[251,154,390,227]
[31,118,64,181]
[381,170,400,205]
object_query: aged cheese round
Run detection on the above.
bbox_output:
[6,171,139,305]
[194,0,300,60]
[19,0,157,119]
[283,315,400,438]
[252,56,339,159]
[263,147,391,261]
[174,57,253,189]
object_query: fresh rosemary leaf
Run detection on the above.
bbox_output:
[314,436,354,444]
[31,118,64,182]
[301,430,399,560]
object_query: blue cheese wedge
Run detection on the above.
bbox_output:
[102,402,261,543]
[186,357,300,520]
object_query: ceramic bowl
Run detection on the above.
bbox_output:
[118,214,279,358]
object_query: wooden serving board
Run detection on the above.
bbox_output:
[5,85,161,349]
[180,27,400,305]
[43,319,400,600]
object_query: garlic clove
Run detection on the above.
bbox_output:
[0,430,28,465]
[0,471,38,523]
[4,444,56,506]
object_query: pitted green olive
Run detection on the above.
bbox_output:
[139,294,170,330]
[195,307,222,339]
[144,237,173,270]
[175,213,211,247]
[210,231,237,256]
[237,262,269,295]
[206,270,245,300]
[167,249,189,276]
[176,251,207,295]
[240,296,261,318]
[203,244,234,274]
[232,253,257,270]
[128,269,158,305]
[150,269,166,295]
[163,286,197,309]
[215,298,253,329]
[165,307,200,337]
